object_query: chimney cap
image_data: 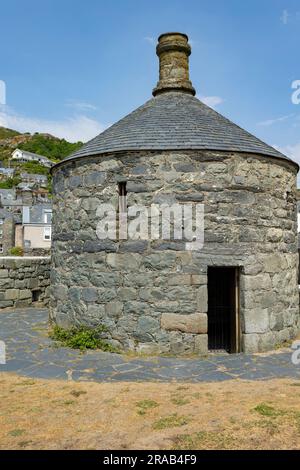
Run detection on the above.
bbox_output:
[157,32,189,41]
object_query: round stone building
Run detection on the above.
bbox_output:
[50,32,299,355]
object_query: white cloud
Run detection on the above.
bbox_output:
[273,142,300,165]
[0,104,107,142]
[65,99,97,111]
[144,36,155,44]
[257,114,294,127]
[198,95,224,108]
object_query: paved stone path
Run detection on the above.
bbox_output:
[0,308,299,383]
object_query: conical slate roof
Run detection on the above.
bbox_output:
[59,32,296,167]
[65,92,291,163]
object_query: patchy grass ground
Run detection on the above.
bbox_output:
[0,373,299,450]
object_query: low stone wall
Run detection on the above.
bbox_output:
[0,257,50,309]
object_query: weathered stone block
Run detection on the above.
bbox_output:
[244,308,269,333]
[0,300,13,308]
[19,289,32,300]
[5,289,19,300]
[161,313,207,334]
[83,240,117,253]
[134,315,160,342]
[266,228,283,242]
[82,287,98,302]
[194,334,208,355]
[191,274,207,285]
[196,285,208,312]
[117,287,137,301]
[167,274,191,286]
[84,171,106,187]
[119,240,148,253]
[242,333,259,353]
[243,274,272,291]
[55,285,68,301]
[105,301,123,318]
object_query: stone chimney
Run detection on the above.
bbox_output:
[152,32,196,97]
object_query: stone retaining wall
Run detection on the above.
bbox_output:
[0,257,50,309]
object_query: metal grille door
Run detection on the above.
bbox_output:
[207,267,238,352]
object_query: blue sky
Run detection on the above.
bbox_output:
[0,0,300,167]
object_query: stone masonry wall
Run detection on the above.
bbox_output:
[50,150,299,354]
[0,257,50,309]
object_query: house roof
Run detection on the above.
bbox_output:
[0,188,16,199]
[20,172,48,180]
[0,208,13,220]
[13,149,52,162]
[24,204,52,224]
[57,92,296,167]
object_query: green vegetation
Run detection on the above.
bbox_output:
[18,440,33,448]
[18,133,83,162]
[70,390,87,398]
[8,429,26,437]
[11,160,49,175]
[49,325,120,352]
[253,403,284,417]
[253,402,300,432]
[170,396,190,406]
[136,399,159,415]
[173,431,235,450]
[152,413,190,430]
[0,125,83,192]
[9,246,24,256]
[14,380,35,386]
[0,127,20,140]
[0,176,22,189]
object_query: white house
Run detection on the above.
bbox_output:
[11,149,53,168]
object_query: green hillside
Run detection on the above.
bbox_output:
[0,127,21,140]
[0,126,84,191]
[0,126,83,164]
[17,133,83,162]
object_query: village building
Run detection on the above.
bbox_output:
[20,173,48,187]
[50,33,299,355]
[0,187,52,255]
[21,204,52,252]
[0,167,15,177]
[11,149,52,168]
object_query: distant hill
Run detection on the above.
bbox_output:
[0,127,21,140]
[0,126,84,191]
[0,126,83,164]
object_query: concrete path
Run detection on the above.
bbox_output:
[0,308,299,383]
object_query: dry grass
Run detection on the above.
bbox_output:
[0,373,300,450]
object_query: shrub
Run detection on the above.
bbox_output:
[9,246,24,256]
[0,176,22,189]
[152,413,190,430]
[49,325,119,352]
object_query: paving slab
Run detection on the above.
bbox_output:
[0,308,299,383]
